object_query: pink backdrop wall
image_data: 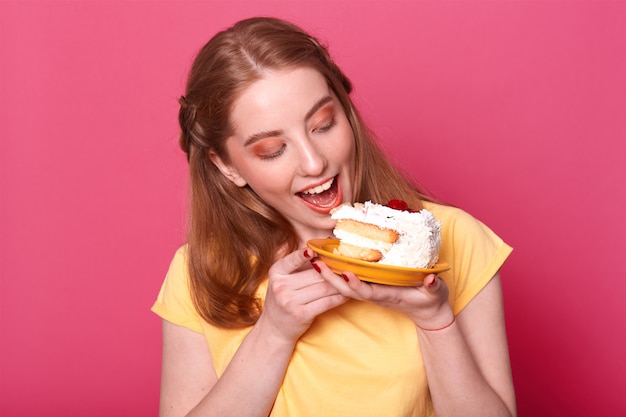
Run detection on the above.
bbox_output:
[1,1,625,416]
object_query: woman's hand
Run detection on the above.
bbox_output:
[161,249,348,417]
[313,260,454,330]
[313,260,517,417]
[258,248,349,344]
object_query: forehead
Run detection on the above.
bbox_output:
[230,67,332,129]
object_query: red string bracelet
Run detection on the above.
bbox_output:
[416,315,456,332]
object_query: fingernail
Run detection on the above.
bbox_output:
[303,249,311,258]
[342,273,350,283]
[428,276,438,287]
[311,261,321,273]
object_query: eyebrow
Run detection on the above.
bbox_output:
[305,95,333,121]
[244,129,283,147]
[243,95,334,147]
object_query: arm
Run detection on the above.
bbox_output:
[417,273,516,417]
[315,263,516,417]
[159,317,296,417]
[159,320,216,417]
[158,248,348,417]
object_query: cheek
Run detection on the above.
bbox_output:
[332,127,356,163]
[242,164,294,198]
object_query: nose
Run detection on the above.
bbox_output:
[297,136,327,177]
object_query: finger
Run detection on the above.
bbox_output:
[348,278,399,302]
[270,247,318,276]
[421,274,450,303]
[425,274,448,294]
[274,278,347,313]
[312,261,357,293]
[426,274,439,288]
[303,291,350,316]
[340,272,423,306]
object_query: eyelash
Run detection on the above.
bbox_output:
[316,118,337,133]
[259,118,337,160]
[260,144,286,160]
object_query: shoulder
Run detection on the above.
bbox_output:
[152,244,204,333]
[168,244,189,271]
[422,202,513,313]
[162,244,192,299]
[422,201,509,252]
[422,201,482,230]
[160,245,190,289]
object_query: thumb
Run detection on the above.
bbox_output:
[426,274,439,288]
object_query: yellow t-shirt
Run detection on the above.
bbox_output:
[151,202,513,416]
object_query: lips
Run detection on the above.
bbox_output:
[297,176,342,213]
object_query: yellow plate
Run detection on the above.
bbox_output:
[307,239,451,286]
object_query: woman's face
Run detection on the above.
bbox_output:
[212,67,356,243]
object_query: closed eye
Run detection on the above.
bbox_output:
[259,143,286,160]
[315,118,337,133]
[250,137,286,160]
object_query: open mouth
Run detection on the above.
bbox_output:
[297,176,342,212]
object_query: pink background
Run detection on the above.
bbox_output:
[1,1,625,416]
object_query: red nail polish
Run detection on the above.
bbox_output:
[311,262,321,273]
[342,273,350,283]
[303,249,311,258]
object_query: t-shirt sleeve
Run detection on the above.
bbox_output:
[151,246,204,334]
[429,204,513,315]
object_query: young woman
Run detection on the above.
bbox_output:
[152,17,516,417]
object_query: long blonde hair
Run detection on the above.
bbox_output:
[178,17,433,328]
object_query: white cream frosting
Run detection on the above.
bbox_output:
[331,201,442,268]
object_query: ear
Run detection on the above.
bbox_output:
[209,151,248,187]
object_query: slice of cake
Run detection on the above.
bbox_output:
[330,200,441,268]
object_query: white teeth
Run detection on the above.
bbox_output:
[302,178,334,195]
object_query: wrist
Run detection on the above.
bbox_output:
[254,313,300,350]
[415,314,456,332]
